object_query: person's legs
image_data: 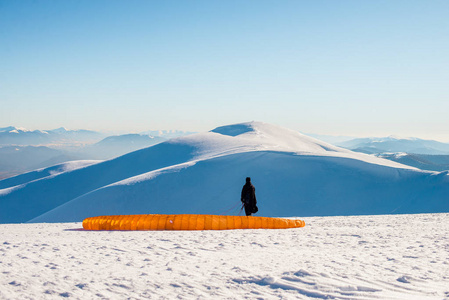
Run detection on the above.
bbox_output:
[244,206,252,216]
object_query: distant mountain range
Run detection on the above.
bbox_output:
[306,134,449,171]
[375,153,449,172]
[79,134,166,160]
[0,126,105,146]
[336,136,449,155]
[305,133,355,145]
[0,146,80,180]
[0,126,194,179]
[308,133,449,155]
[140,129,196,139]
[0,126,195,147]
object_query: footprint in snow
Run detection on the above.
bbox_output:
[397,276,413,283]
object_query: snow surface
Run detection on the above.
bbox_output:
[1,121,448,224]
[0,161,102,191]
[1,213,448,299]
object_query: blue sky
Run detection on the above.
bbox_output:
[1,0,448,141]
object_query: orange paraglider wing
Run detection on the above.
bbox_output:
[82,214,305,230]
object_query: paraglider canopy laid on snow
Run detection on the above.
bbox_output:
[82,214,305,231]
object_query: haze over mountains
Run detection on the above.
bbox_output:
[375,153,449,172]
[309,134,449,172]
[0,126,104,146]
[0,126,195,147]
[337,136,449,155]
[338,136,449,172]
[0,126,194,179]
[0,122,447,224]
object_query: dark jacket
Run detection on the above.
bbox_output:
[241,182,257,213]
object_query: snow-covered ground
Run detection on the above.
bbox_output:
[1,213,448,299]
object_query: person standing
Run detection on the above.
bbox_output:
[241,177,258,216]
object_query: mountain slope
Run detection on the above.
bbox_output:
[1,122,447,224]
[80,134,166,159]
[0,142,198,223]
[32,151,448,223]
[0,146,83,179]
[0,160,102,190]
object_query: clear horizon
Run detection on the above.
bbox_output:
[1,1,448,142]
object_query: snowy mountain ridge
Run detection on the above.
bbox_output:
[0,126,104,146]
[169,122,414,169]
[0,126,37,133]
[0,126,96,135]
[0,121,447,224]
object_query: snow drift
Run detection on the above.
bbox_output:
[0,122,448,223]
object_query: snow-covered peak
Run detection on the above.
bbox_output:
[0,126,19,132]
[166,121,409,169]
[49,127,69,133]
[211,122,256,137]
[379,135,417,142]
[163,122,339,160]
[0,126,32,133]
[386,135,403,140]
